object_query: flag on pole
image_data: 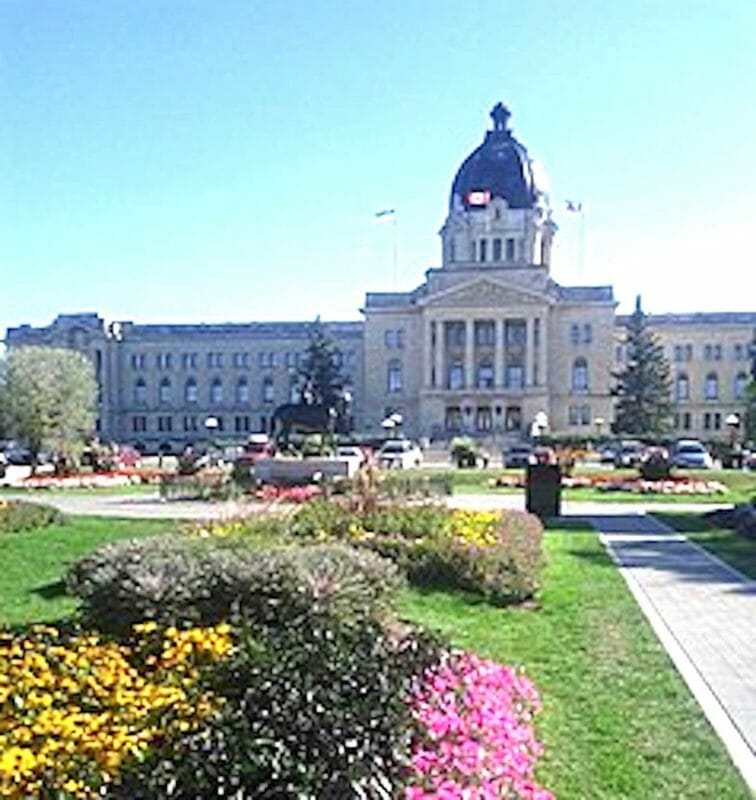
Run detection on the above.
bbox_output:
[565,200,583,213]
[375,208,395,218]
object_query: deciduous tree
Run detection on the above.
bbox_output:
[0,346,97,470]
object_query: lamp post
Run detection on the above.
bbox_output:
[204,416,219,460]
[594,417,605,440]
[725,413,741,469]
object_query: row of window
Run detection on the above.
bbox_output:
[569,323,592,345]
[567,405,593,426]
[130,350,357,372]
[674,372,750,402]
[673,412,728,431]
[132,375,356,407]
[464,237,517,264]
[131,415,267,435]
[383,329,405,349]
[440,320,530,348]
[444,404,523,433]
[670,343,753,363]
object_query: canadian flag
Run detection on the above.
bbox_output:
[465,190,491,206]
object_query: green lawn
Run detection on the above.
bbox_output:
[400,526,752,800]
[1,514,751,798]
[0,515,175,626]
[653,512,756,581]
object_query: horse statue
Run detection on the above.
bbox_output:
[270,403,337,447]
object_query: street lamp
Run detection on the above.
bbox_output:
[204,415,219,454]
[594,417,605,439]
[725,413,742,469]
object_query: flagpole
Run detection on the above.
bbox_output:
[579,207,585,275]
[375,208,398,289]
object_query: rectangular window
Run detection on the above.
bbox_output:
[568,406,579,426]
[685,344,693,361]
[471,241,477,261]
[157,416,173,432]
[492,238,502,261]
[735,343,744,360]
[505,238,515,261]
[674,345,683,362]
[713,344,722,360]
[505,364,524,389]
[475,407,492,431]
[682,412,691,430]
[580,405,591,426]
[384,330,396,348]
[183,416,197,432]
[445,407,462,432]
[505,320,526,346]
[396,329,404,349]
[570,323,580,345]
[583,323,592,344]
[235,415,250,433]
[504,406,522,431]
[475,321,495,346]
[132,416,147,433]
[479,239,487,262]
[714,412,721,430]
[704,344,712,360]
[703,412,711,430]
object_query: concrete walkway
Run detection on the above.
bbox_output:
[588,513,756,794]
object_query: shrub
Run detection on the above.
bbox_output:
[0,499,64,532]
[118,617,442,799]
[67,535,403,636]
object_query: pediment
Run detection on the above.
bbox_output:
[422,278,549,309]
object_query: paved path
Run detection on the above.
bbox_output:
[587,512,756,793]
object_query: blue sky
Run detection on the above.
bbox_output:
[2,0,755,337]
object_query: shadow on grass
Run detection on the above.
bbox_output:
[30,579,68,600]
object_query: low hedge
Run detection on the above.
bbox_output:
[117,617,441,799]
[66,535,403,636]
[0,499,64,532]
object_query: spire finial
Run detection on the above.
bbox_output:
[490,102,511,133]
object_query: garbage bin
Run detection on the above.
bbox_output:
[526,463,561,520]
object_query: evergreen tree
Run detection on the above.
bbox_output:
[613,296,673,438]
[0,346,97,469]
[298,318,344,407]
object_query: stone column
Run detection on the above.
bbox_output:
[464,318,475,389]
[493,318,503,388]
[424,318,433,389]
[435,320,445,389]
[525,317,534,387]
[540,314,548,390]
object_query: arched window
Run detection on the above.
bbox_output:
[159,377,171,405]
[210,377,223,404]
[185,378,198,404]
[134,378,147,406]
[477,362,494,389]
[704,372,719,400]
[262,376,275,404]
[387,359,402,393]
[571,358,588,391]
[236,378,249,405]
[448,361,464,390]
[734,372,749,400]
[675,373,689,402]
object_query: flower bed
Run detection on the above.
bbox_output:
[0,623,231,797]
[407,651,553,800]
[488,472,727,495]
[21,468,166,490]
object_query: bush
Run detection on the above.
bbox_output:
[66,535,403,636]
[0,499,64,532]
[286,501,544,605]
[118,617,442,799]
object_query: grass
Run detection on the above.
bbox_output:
[0,513,751,797]
[400,525,752,800]
[0,515,175,626]
[653,511,756,581]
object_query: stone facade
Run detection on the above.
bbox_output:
[5,106,755,450]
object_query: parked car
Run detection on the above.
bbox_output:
[378,439,423,469]
[672,440,714,469]
[502,444,533,468]
[335,445,366,476]
[614,440,646,468]
[598,442,618,464]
